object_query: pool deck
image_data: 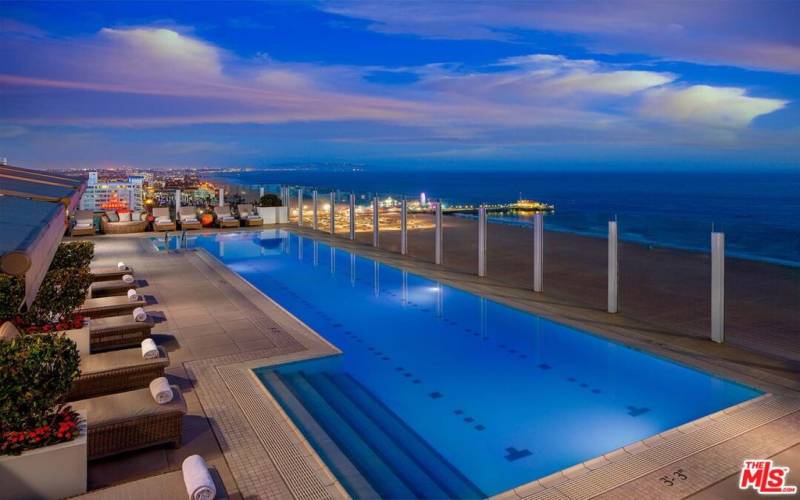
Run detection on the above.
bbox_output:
[74,226,800,499]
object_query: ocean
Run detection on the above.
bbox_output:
[210,169,800,267]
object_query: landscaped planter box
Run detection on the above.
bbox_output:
[0,411,87,500]
[257,206,289,224]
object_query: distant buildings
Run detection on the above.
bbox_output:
[79,172,145,211]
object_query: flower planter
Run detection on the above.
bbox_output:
[0,411,87,500]
[256,206,288,224]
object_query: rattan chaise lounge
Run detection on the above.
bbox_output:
[214,205,239,228]
[153,207,176,232]
[89,314,154,352]
[89,278,138,298]
[237,203,263,226]
[91,266,133,283]
[79,295,147,319]
[68,347,169,400]
[72,385,187,460]
[178,206,202,230]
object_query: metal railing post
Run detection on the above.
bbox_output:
[330,191,336,235]
[608,220,618,313]
[400,197,408,255]
[372,196,379,247]
[349,193,356,240]
[711,231,725,343]
[435,202,443,265]
[533,212,543,292]
[297,188,303,227]
[478,205,487,277]
[312,190,318,230]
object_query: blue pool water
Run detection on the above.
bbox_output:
[172,230,761,497]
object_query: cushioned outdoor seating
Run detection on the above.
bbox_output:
[100,211,148,234]
[90,278,137,298]
[153,207,176,232]
[72,385,186,460]
[79,296,146,319]
[237,203,263,226]
[178,206,202,230]
[214,205,239,228]
[71,210,96,237]
[68,347,169,400]
[91,266,133,282]
[89,314,154,352]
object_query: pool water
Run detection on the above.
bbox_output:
[182,230,760,497]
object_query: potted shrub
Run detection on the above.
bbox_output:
[49,242,94,270]
[0,334,87,498]
[256,193,287,224]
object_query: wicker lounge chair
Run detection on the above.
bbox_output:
[153,207,176,232]
[71,210,96,237]
[89,314,154,352]
[72,385,186,460]
[68,347,169,400]
[79,296,146,319]
[100,212,149,234]
[214,205,239,228]
[237,203,263,226]
[178,206,202,230]
[89,278,137,298]
[91,266,133,283]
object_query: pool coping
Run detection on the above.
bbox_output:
[173,229,800,499]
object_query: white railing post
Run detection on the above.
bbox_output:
[478,205,487,277]
[297,188,303,227]
[608,220,618,313]
[312,190,318,230]
[259,186,264,199]
[711,231,725,343]
[330,191,336,235]
[435,202,443,265]
[175,189,181,213]
[372,196,379,247]
[349,193,356,240]
[533,212,543,292]
[218,188,224,207]
[400,197,408,255]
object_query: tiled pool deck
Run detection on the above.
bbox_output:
[77,227,800,499]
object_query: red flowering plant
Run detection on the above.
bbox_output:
[0,334,82,455]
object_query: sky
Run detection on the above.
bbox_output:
[1,0,799,170]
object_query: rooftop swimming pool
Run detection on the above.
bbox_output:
[163,230,761,497]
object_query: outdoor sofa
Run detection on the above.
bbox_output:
[214,205,239,228]
[237,203,263,226]
[100,210,149,234]
[178,206,202,230]
[153,207,176,232]
[71,210,96,237]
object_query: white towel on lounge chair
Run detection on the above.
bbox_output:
[141,338,159,359]
[149,377,173,404]
[122,274,135,284]
[132,307,147,322]
[117,261,127,270]
[127,288,139,301]
[182,455,216,500]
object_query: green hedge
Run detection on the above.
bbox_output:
[0,275,24,323]
[25,267,92,326]
[50,241,94,270]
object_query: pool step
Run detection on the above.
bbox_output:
[279,371,417,499]
[327,372,484,499]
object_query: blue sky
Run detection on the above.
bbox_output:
[1,1,799,169]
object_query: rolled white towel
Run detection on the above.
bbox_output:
[149,377,173,404]
[132,307,147,322]
[141,338,159,359]
[122,274,135,284]
[182,455,216,500]
[127,288,139,301]
[117,261,127,271]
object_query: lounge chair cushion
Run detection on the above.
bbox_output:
[90,314,154,333]
[73,385,186,427]
[0,321,21,341]
[82,346,168,374]
[118,212,132,222]
[105,211,120,222]
[75,223,93,229]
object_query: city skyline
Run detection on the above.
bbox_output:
[1,1,799,169]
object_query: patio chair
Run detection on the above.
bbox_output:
[237,203,263,226]
[72,384,187,460]
[153,207,176,232]
[89,313,154,352]
[89,277,139,298]
[68,346,169,400]
[214,205,239,228]
[78,295,147,319]
[178,206,202,230]
[71,210,96,237]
